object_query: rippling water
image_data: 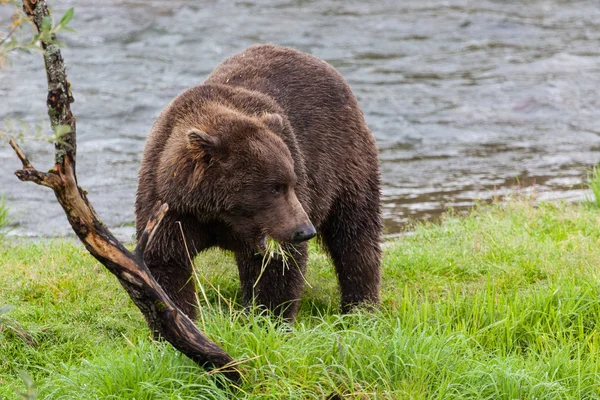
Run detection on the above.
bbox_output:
[1,0,600,238]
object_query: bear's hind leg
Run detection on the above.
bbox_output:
[235,242,308,321]
[321,188,382,313]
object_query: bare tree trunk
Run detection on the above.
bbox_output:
[10,0,241,383]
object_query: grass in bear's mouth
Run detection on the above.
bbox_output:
[254,237,310,288]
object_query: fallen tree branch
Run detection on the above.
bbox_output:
[10,0,240,382]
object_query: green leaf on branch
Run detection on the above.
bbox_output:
[53,124,72,138]
[40,16,52,33]
[52,124,72,145]
[58,8,74,28]
[59,26,76,33]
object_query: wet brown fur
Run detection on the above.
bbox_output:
[136,44,382,321]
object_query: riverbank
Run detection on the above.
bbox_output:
[1,199,600,398]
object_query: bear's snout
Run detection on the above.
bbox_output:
[290,223,316,243]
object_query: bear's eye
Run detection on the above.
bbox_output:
[271,184,285,196]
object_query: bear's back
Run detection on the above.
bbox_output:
[206,44,378,225]
[206,44,358,136]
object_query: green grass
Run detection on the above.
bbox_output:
[588,165,600,208]
[0,197,8,232]
[2,200,600,398]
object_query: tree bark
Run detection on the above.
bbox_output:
[10,0,241,383]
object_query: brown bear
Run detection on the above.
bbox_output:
[136,44,381,321]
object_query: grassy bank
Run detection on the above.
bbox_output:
[1,200,600,399]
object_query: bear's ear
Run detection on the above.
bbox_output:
[260,113,284,133]
[187,129,220,155]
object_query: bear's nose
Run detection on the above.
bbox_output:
[290,223,317,243]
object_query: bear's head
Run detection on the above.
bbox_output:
[159,108,316,252]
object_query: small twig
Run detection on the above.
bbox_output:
[9,138,33,170]
[14,168,53,188]
[10,138,58,188]
[0,23,19,47]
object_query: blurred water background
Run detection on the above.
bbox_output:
[1,0,600,238]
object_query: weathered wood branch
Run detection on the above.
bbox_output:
[11,0,241,382]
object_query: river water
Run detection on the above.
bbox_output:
[1,0,600,238]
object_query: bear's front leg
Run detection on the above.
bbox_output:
[143,214,208,321]
[234,242,308,321]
